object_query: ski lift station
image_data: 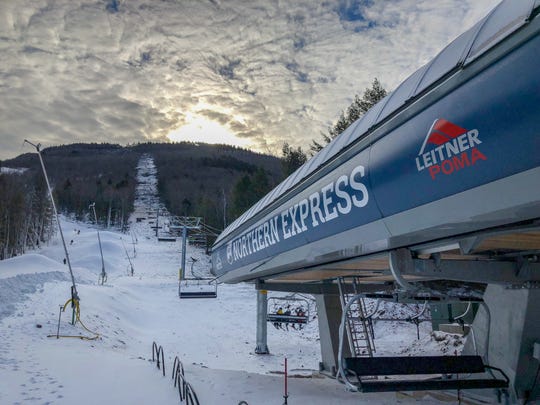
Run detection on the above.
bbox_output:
[211,1,540,403]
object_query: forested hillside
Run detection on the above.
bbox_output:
[4,143,139,229]
[130,142,282,230]
[1,142,283,259]
[0,166,52,259]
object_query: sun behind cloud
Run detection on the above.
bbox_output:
[167,113,250,148]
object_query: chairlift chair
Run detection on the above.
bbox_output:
[178,258,217,299]
[266,295,310,326]
[338,294,509,395]
[178,278,217,299]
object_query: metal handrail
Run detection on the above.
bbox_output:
[152,342,165,376]
[173,356,186,399]
[151,342,200,404]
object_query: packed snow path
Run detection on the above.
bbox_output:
[0,154,464,404]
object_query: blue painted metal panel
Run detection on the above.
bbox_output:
[371,33,540,217]
[213,149,380,276]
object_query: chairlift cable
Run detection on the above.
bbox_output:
[201,223,222,232]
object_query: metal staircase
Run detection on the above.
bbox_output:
[337,277,375,358]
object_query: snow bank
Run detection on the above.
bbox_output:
[0,271,68,320]
[0,253,64,279]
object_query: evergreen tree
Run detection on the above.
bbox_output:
[252,167,270,197]
[281,142,307,176]
[230,168,273,219]
[182,198,192,216]
[231,175,255,218]
[311,78,387,154]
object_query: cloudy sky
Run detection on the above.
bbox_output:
[0,0,500,160]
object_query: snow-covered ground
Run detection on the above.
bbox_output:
[0,155,468,404]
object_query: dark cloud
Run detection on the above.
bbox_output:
[217,58,242,80]
[285,62,310,84]
[199,109,230,126]
[336,0,374,22]
[105,0,119,14]
[22,45,50,54]
[229,121,249,132]
[175,59,189,72]
[293,36,307,50]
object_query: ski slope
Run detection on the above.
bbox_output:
[0,156,465,404]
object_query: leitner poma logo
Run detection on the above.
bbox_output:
[416,118,487,180]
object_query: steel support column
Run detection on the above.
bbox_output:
[316,293,351,376]
[255,289,269,354]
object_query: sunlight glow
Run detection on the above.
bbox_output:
[167,113,250,148]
